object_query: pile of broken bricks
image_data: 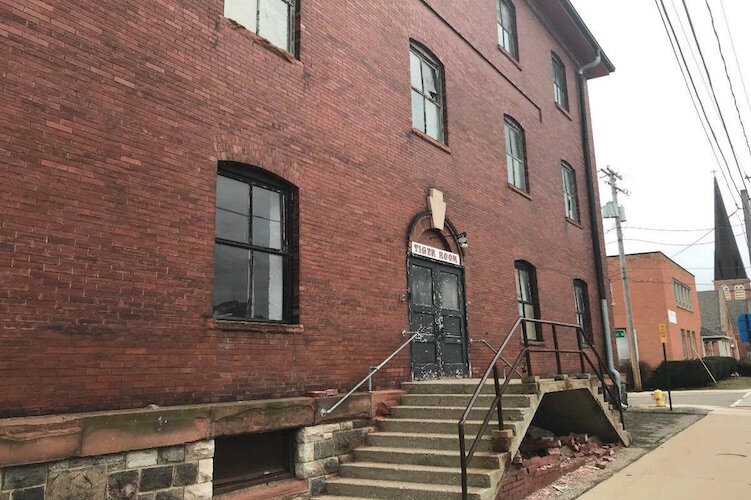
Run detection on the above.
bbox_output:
[513,431,618,471]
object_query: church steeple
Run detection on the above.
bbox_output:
[715,178,747,280]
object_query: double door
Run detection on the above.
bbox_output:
[408,257,469,379]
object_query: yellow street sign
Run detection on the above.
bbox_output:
[659,323,668,344]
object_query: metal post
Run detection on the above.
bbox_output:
[662,343,673,411]
[368,367,375,392]
[552,325,562,375]
[576,327,586,375]
[458,423,468,500]
[522,324,532,376]
[604,167,642,391]
[493,364,503,430]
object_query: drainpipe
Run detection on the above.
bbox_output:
[577,51,623,401]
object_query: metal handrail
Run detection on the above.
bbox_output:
[458,317,625,500]
[470,337,525,379]
[320,330,423,418]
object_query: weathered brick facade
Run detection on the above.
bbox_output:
[1,0,612,418]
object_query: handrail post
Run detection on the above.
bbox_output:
[552,324,562,376]
[522,322,532,376]
[493,364,503,430]
[368,367,375,392]
[576,327,586,375]
[459,423,468,500]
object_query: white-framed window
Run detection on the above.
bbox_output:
[734,284,746,300]
[410,43,445,143]
[552,53,569,110]
[224,0,296,53]
[722,285,731,300]
[505,116,527,191]
[673,279,693,311]
[496,0,518,58]
[561,162,579,221]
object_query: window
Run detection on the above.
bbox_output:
[496,0,518,58]
[214,164,293,322]
[214,431,294,494]
[722,285,731,300]
[552,53,569,110]
[224,0,296,53]
[673,279,693,311]
[515,261,541,341]
[505,116,527,191]
[561,162,579,221]
[735,284,746,300]
[573,280,592,342]
[681,329,688,359]
[410,43,445,143]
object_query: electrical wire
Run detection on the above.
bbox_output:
[718,0,751,124]
[703,0,751,164]
[654,0,743,207]
[679,0,749,189]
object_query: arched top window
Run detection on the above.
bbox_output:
[514,260,541,340]
[504,116,528,192]
[214,162,296,323]
[552,52,569,110]
[573,279,592,342]
[497,0,518,59]
[722,285,731,300]
[734,284,746,300]
[410,41,446,143]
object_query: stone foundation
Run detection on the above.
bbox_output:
[293,420,374,496]
[0,440,214,500]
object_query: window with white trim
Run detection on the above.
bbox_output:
[410,43,445,143]
[673,279,693,311]
[552,53,569,110]
[496,0,518,58]
[561,162,579,221]
[505,116,527,192]
[224,0,296,53]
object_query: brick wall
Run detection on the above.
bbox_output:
[0,0,611,416]
[608,253,703,372]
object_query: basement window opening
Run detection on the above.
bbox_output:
[213,430,295,494]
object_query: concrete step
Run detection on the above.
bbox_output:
[323,477,490,500]
[367,431,495,452]
[400,393,535,408]
[353,446,508,469]
[339,462,499,488]
[391,405,528,421]
[377,417,521,437]
[403,380,537,395]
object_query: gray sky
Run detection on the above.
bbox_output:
[571,0,751,290]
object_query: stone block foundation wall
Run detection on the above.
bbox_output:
[0,440,214,500]
[294,420,373,496]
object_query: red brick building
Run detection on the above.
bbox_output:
[607,252,703,378]
[0,0,617,497]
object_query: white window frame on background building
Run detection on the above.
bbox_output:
[673,279,693,311]
[224,0,296,53]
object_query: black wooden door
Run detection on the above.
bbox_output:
[408,257,469,379]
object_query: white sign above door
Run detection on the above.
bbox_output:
[410,241,461,266]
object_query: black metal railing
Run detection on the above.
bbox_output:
[458,318,624,499]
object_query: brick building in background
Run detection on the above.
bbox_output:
[608,252,703,379]
[0,0,618,498]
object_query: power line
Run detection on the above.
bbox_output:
[606,222,744,233]
[671,228,715,258]
[717,0,751,125]
[654,0,743,206]
[703,0,751,165]
[679,0,749,189]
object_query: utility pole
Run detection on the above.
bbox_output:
[601,167,642,391]
[741,189,751,267]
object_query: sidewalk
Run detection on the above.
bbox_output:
[579,409,751,499]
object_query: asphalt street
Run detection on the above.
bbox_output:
[628,389,751,410]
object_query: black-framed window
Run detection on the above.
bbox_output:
[552,53,568,110]
[213,164,293,322]
[497,0,518,59]
[410,42,446,143]
[224,0,296,54]
[505,116,527,191]
[573,279,592,342]
[515,261,541,341]
[561,162,579,221]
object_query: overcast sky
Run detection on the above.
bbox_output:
[571,0,751,290]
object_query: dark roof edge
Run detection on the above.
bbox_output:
[605,251,696,278]
[560,0,616,74]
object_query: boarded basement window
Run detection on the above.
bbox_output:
[213,430,295,494]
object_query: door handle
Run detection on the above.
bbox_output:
[436,315,444,331]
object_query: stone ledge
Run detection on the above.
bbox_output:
[0,391,399,468]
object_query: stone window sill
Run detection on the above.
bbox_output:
[498,45,522,71]
[555,102,573,121]
[222,17,302,67]
[411,128,451,154]
[508,183,532,200]
[566,217,582,229]
[208,319,304,335]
